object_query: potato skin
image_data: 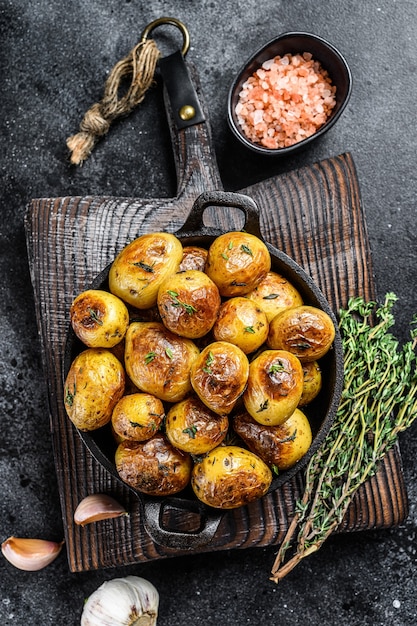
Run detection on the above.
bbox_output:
[233,408,312,471]
[70,289,129,348]
[115,433,192,496]
[124,322,200,403]
[108,232,183,309]
[111,392,165,441]
[165,396,229,454]
[205,231,271,297]
[243,349,304,425]
[190,341,249,415]
[178,246,208,272]
[246,272,303,322]
[157,270,221,339]
[64,349,125,431]
[267,305,336,362]
[213,296,269,354]
[191,445,272,509]
[299,361,322,406]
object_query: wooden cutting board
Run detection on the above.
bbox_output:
[24,63,408,572]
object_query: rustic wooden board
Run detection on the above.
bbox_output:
[24,64,408,572]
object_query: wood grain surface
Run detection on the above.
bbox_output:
[24,63,408,572]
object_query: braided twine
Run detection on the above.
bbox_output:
[66,38,160,165]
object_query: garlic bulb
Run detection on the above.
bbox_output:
[81,576,159,626]
[74,494,128,526]
[1,536,64,571]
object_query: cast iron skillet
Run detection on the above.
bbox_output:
[64,190,344,549]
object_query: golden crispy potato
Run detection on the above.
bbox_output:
[108,232,183,309]
[233,408,312,471]
[111,392,165,441]
[124,322,199,403]
[190,341,249,415]
[64,349,125,431]
[165,396,229,455]
[115,433,192,496]
[205,231,271,297]
[191,445,272,509]
[299,361,322,406]
[70,289,129,348]
[212,296,269,354]
[178,246,208,272]
[245,271,303,322]
[243,349,304,426]
[267,305,336,362]
[157,270,221,339]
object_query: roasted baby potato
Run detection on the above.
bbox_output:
[124,322,200,403]
[246,271,303,322]
[191,445,272,509]
[205,231,271,297]
[109,232,183,309]
[64,348,125,431]
[299,360,322,406]
[111,392,165,441]
[178,246,208,272]
[165,395,229,455]
[243,349,304,426]
[70,289,129,348]
[157,270,221,339]
[267,305,336,362]
[212,296,269,354]
[190,341,249,415]
[233,408,313,471]
[115,433,192,496]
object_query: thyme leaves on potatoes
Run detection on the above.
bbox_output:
[270,293,417,583]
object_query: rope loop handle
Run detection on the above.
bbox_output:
[66,17,190,165]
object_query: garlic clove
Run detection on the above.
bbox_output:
[74,494,128,526]
[1,536,64,571]
[81,576,159,626]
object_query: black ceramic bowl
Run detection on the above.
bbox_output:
[64,191,344,549]
[228,32,352,156]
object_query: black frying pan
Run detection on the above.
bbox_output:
[63,190,344,549]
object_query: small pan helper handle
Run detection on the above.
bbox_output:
[176,190,263,238]
[142,497,223,549]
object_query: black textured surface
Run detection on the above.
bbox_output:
[1,1,416,625]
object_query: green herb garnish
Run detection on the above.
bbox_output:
[244,326,255,334]
[202,351,215,374]
[241,244,253,256]
[269,362,285,374]
[271,293,417,583]
[144,351,156,364]
[88,308,103,326]
[167,290,197,315]
[257,399,269,412]
[65,384,76,407]
[183,425,198,438]
[133,260,155,273]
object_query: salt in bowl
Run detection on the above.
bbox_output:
[227,32,352,156]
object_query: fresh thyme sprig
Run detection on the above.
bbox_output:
[167,290,197,315]
[270,293,417,583]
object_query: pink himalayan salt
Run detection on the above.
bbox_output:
[235,52,337,150]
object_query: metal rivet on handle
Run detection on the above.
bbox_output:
[179,105,196,121]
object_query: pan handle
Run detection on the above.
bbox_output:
[142,497,223,549]
[176,190,263,238]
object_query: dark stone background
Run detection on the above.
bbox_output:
[1,1,416,624]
